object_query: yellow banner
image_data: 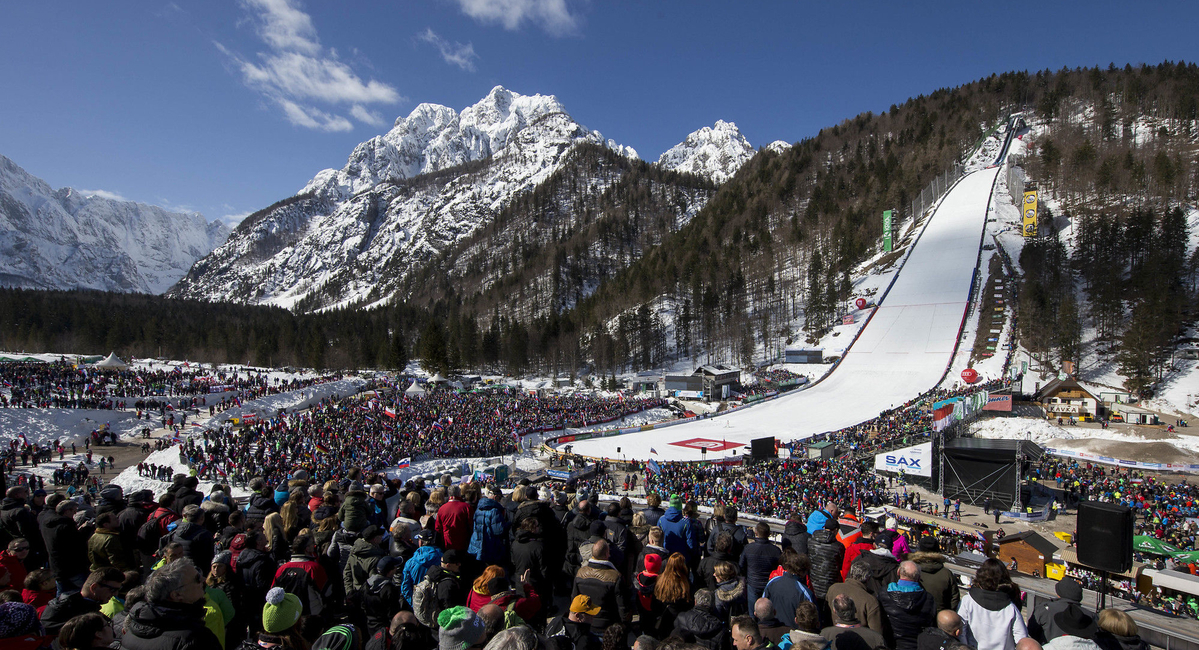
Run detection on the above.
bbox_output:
[1022,189,1038,238]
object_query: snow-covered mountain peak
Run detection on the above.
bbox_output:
[0,153,230,294]
[657,120,757,183]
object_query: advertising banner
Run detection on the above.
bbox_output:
[875,441,933,477]
[883,210,894,252]
[1022,190,1038,238]
[983,393,1013,412]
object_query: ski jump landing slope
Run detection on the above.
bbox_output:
[567,167,1002,462]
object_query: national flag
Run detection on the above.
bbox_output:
[647,459,661,474]
[649,447,658,455]
[396,457,410,469]
[315,443,330,454]
[135,376,144,384]
[384,407,397,419]
[932,404,954,431]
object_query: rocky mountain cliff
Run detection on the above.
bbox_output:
[0,154,229,294]
[171,87,769,312]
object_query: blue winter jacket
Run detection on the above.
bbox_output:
[806,509,834,535]
[400,545,442,603]
[468,497,509,563]
[659,507,695,557]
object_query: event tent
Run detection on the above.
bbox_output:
[95,352,129,370]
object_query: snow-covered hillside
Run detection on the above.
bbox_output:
[657,120,787,183]
[0,154,230,294]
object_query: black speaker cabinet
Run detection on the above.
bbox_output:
[1076,501,1133,573]
[750,436,776,460]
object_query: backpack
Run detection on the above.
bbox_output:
[411,573,439,629]
[135,513,166,555]
[273,565,325,616]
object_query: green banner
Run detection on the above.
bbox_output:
[883,210,894,252]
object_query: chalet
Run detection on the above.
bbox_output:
[1035,378,1100,419]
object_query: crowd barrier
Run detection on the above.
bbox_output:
[1044,446,1199,474]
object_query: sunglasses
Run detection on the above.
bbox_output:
[11,546,30,552]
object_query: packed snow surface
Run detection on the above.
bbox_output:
[566,167,1001,461]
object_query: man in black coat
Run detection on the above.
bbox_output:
[0,486,45,567]
[707,506,749,561]
[781,512,810,557]
[40,567,124,635]
[674,588,730,650]
[119,558,221,650]
[740,521,782,606]
[428,548,467,611]
[876,561,936,650]
[42,498,91,593]
[699,532,737,591]
[236,531,278,631]
[808,517,845,602]
[162,504,215,573]
[244,477,279,523]
[639,492,665,527]
[854,531,900,596]
[118,490,156,553]
[173,476,204,510]
[602,502,632,569]
[917,610,966,650]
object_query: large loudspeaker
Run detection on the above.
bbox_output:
[1077,501,1134,573]
[750,437,776,460]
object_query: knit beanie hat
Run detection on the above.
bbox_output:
[437,606,486,650]
[644,553,663,574]
[262,587,303,633]
[669,494,683,510]
[212,551,233,567]
[0,602,43,637]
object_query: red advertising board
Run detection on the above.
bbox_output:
[983,393,1013,412]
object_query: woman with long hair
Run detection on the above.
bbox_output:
[262,513,289,564]
[279,490,310,542]
[466,565,507,611]
[958,558,1028,650]
[650,552,693,637]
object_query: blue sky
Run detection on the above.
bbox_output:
[2,1,1196,225]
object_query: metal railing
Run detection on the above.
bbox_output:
[909,162,966,222]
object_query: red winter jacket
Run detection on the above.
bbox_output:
[436,499,473,551]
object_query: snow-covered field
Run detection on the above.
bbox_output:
[566,166,1002,461]
[971,416,1199,463]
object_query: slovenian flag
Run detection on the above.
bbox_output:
[397,457,410,469]
[384,407,397,419]
[649,447,658,455]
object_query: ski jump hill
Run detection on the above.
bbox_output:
[564,163,1005,463]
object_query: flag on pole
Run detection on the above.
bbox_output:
[647,459,661,474]
[384,408,397,419]
[649,447,658,455]
[396,457,411,469]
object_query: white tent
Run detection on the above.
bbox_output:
[429,373,449,384]
[405,381,427,397]
[95,352,128,370]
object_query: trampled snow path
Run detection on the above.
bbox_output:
[565,167,1002,461]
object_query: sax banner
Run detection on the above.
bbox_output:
[1022,189,1038,238]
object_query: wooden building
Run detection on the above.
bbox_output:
[996,531,1059,577]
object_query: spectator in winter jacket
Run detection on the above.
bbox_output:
[877,561,936,650]
[40,567,124,635]
[842,520,879,579]
[732,614,773,650]
[41,499,90,593]
[400,530,442,604]
[958,559,1028,650]
[886,517,910,559]
[659,494,696,561]
[163,505,215,574]
[911,536,961,613]
[781,512,810,558]
[571,539,629,633]
[917,610,966,650]
[634,552,662,623]
[752,597,791,647]
[510,517,550,617]
[1094,608,1150,650]
[822,593,889,650]
[604,502,633,569]
[826,559,885,636]
[366,483,392,530]
[362,556,405,637]
[806,501,839,535]
[1041,603,1100,650]
[1,486,46,568]
[854,532,900,597]
[0,537,30,592]
[338,481,371,533]
[427,548,467,611]
[117,490,155,562]
[638,527,670,579]
[274,534,330,604]
[674,588,730,650]
[95,485,126,517]
[761,549,813,629]
[342,526,386,595]
[713,561,748,621]
[88,512,133,571]
[436,486,474,552]
[741,521,782,606]
[700,532,738,592]
[120,558,220,650]
[709,506,749,561]
[1028,577,1090,644]
[545,595,603,650]
[235,532,277,632]
[244,478,279,524]
[477,574,542,623]
[468,487,509,564]
[640,493,666,527]
[808,517,845,602]
[835,509,864,550]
